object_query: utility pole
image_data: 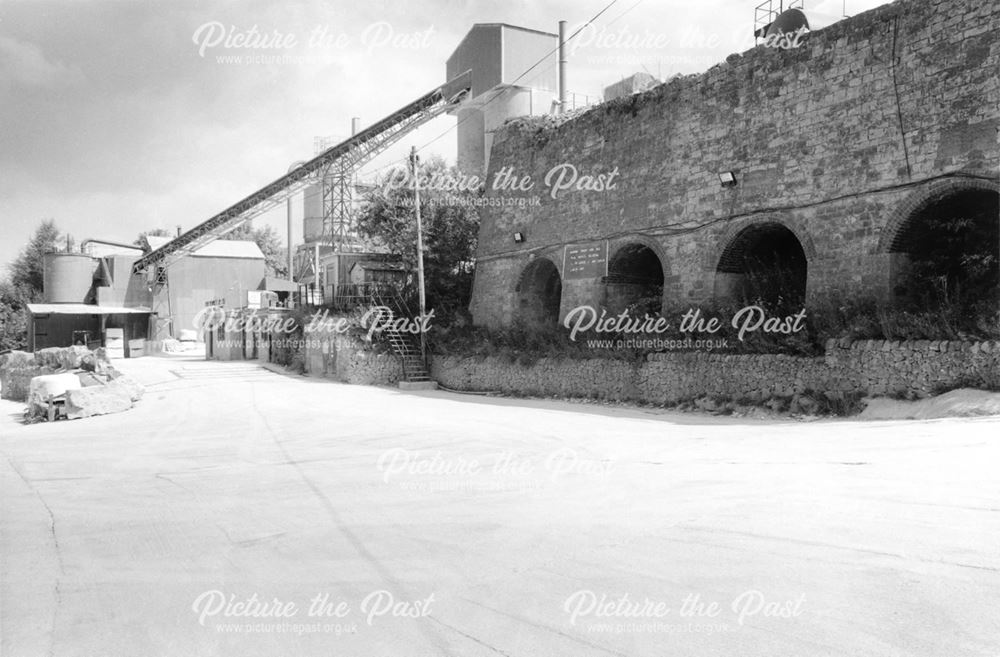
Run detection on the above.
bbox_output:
[286,193,294,281]
[558,20,567,114]
[411,146,427,365]
[313,242,320,305]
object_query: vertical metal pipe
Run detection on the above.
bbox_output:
[286,161,303,282]
[351,117,360,135]
[558,20,567,114]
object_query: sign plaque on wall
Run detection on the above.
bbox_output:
[563,242,608,280]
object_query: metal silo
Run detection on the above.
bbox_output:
[42,252,96,303]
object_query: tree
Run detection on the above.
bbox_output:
[134,227,174,247]
[1,220,63,351]
[901,193,999,336]
[356,156,480,315]
[0,280,28,351]
[9,219,62,303]
[224,221,287,278]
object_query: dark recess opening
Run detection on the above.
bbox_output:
[716,223,807,308]
[605,244,664,315]
[890,189,999,320]
[516,259,562,327]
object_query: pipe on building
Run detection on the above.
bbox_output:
[80,238,144,253]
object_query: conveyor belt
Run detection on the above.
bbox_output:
[132,70,472,275]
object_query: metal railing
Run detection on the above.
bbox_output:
[754,0,805,41]
[321,282,407,312]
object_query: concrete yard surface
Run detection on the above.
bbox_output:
[1,356,998,656]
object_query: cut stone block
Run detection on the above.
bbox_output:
[64,386,134,420]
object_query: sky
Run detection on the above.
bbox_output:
[0,0,889,270]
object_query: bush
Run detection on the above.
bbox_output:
[807,292,1000,343]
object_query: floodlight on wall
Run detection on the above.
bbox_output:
[513,232,525,243]
[718,171,738,187]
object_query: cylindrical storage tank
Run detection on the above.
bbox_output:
[43,253,96,303]
[303,183,325,242]
[303,217,324,243]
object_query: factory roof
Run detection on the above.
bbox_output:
[458,23,557,39]
[446,23,558,66]
[144,235,264,260]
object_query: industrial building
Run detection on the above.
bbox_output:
[26,236,275,354]
[27,247,153,354]
[447,23,560,176]
[41,1,992,366]
[286,22,592,308]
[142,235,268,340]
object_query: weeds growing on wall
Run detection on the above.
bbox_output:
[430,288,999,363]
[807,292,1000,342]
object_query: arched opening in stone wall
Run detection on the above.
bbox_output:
[888,189,998,320]
[604,243,664,315]
[515,258,562,327]
[715,223,807,307]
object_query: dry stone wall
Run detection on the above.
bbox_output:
[303,325,403,386]
[431,340,1000,404]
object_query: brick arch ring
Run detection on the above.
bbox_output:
[511,252,563,293]
[712,215,817,273]
[607,234,672,280]
[876,176,1000,254]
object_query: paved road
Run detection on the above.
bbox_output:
[2,356,998,656]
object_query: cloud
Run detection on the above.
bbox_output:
[0,35,85,88]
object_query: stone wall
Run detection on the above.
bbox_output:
[432,355,639,400]
[469,0,1000,328]
[303,326,403,386]
[430,340,1000,404]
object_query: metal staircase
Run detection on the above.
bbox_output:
[383,327,430,383]
[369,288,430,383]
